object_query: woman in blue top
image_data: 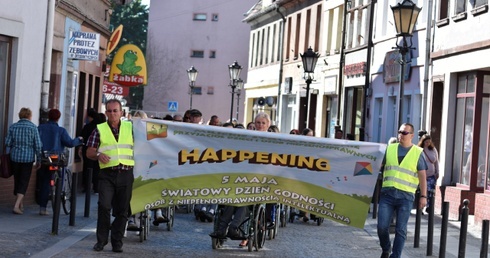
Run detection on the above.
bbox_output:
[37,109,82,216]
[5,108,43,215]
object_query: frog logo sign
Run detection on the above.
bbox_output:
[109,44,147,87]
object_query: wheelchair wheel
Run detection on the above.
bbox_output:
[211,237,222,249]
[247,236,253,252]
[144,210,150,240]
[253,205,266,251]
[317,217,324,226]
[137,212,147,242]
[166,206,175,231]
[272,205,280,239]
[280,205,288,227]
[139,225,144,242]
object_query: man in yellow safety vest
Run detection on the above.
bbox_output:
[87,99,134,253]
[377,123,427,258]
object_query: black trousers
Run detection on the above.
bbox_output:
[96,168,134,248]
[11,161,33,196]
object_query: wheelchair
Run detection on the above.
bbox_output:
[210,204,267,252]
[279,204,290,228]
[152,206,175,231]
[289,208,324,226]
[268,203,290,239]
[266,203,281,240]
[126,209,151,242]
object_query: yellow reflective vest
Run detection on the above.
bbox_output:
[97,121,134,169]
[382,143,423,193]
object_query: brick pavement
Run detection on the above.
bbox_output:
[0,194,488,258]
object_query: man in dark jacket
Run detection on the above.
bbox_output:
[80,108,100,193]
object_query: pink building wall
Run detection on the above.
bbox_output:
[144,0,256,123]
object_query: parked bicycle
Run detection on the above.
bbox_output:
[41,151,72,215]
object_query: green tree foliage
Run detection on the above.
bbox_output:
[108,0,148,110]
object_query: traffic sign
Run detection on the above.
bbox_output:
[168,101,178,112]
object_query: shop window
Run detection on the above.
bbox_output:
[207,86,214,95]
[209,50,216,59]
[453,72,490,188]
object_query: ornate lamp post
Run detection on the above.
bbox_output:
[186,66,198,109]
[391,0,421,128]
[235,78,244,122]
[300,47,320,130]
[228,61,242,121]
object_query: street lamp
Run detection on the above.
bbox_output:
[228,61,242,122]
[300,47,320,130]
[187,66,198,109]
[391,0,421,128]
[235,78,244,122]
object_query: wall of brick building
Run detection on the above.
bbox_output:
[435,185,476,221]
[475,193,490,227]
[0,169,38,207]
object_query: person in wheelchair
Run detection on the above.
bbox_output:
[152,208,170,226]
[210,205,249,246]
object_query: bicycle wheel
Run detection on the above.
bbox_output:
[50,172,58,214]
[61,168,72,215]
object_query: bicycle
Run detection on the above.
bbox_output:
[41,151,72,215]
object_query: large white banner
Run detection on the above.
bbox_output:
[130,119,386,228]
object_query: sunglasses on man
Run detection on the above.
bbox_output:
[398,130,412,135]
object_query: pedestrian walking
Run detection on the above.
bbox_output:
[87,99,134,253]
[377,123,428,258]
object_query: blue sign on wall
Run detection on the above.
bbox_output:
[168,101,178,112]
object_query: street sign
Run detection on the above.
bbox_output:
[168,101,178,112]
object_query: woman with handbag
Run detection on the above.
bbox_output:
[5,107,43,215]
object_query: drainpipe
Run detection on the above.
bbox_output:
[421,0,434,129]
[360,0,376,141]
[276,6,286,128]
[337,0,348,133]
[40,0,55,124]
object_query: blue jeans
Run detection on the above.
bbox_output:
[377,188,414,258]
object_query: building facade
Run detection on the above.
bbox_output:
[144,0,256,123]
[244,0,490,225]
[0,0,111,206]
[428,0,490,224]
[244,0,327,134]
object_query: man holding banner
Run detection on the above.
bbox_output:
[87,99,134,253]
[377,123,427,258]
